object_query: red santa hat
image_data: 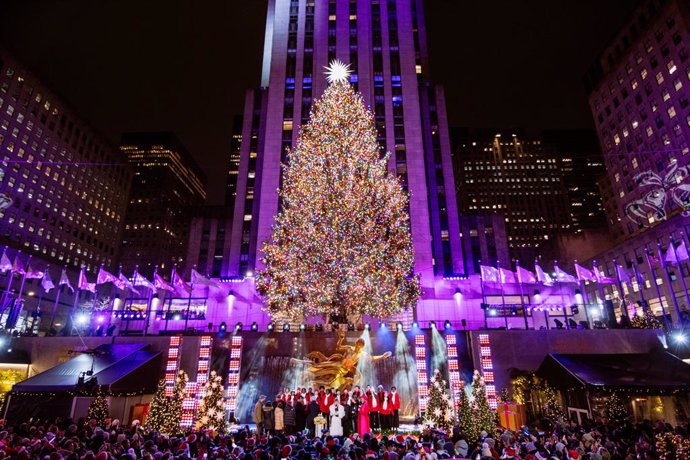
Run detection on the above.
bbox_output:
[281,445,292,458]
[506,448,516,457]
[96,452,109,460]
[569,451,579,460]
[366,450,377,458]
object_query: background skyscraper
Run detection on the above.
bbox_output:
[225,0,465,300]
[120,132,206,277]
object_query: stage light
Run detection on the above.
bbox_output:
[430,321,436,329]
[533,289,542,303]
[554,319,564,330]
[75,314,88,326]
[348,323,355,331]
[267,322,274,331]
[454,288,462,302]
[113,294,122,311]
[97,316,105,324]
[234,322,242,331]
[315,323,324,331]
[151,293,160,311]
[364,323,370,330]
[251,322,258,331]
[673,332,687,344]
[489,309,497,316]
[245,271,253,278]
[444,320,451,329]
[412,321,419,328]
[396,322,403,331]
[300,323,306,331]
[173,313,181,321]
[379,322,386,329]
[283,323,290,332]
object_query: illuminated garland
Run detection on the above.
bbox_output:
[144,371,188,435]
[424,369,455,433]
[604,392,629,425]
[470,370,496,438]
[195,370,225,433]
[656,432,690,460]
[256,77,421,319]
[631,310,663,329]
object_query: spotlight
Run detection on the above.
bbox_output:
[97,316,105,324]
[489,309,497,316]
[173,313,181,321]
[444,320,451,329]
[75,314,88,326]
[315,323,324,332]
[283,323,290,332]
[267,322,274,331]
[454,288,462,302]
[554,319,564,330]
[348,323,355,331]
[430,321,436,329]
[235,322,242,331]
[396,322,403,331]
[574,289,583,305]
[412,321,419,329]
[673,332,687,344]
[364,323,370,330]
[251,322,258,331]
[300,323,306,331]
[379,322,386,329]
[533,289,542,303]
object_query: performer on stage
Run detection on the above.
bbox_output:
[329,399,345,436]
[358,396,370,436]
[366,386,379,431]
[390,385,401,429]
[379,391,392,431]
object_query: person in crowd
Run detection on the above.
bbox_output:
[274,399,285,434]
[390,385,401,430]
[253,394,266,436]
[329,398,346,436]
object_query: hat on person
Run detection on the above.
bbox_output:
[505,448,516,458]
[569,451,579,460]
[95,452,108,460]
[282,445,292,458]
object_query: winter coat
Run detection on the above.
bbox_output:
[274,406,285,431]
[262,405,275,430]
[283,404,296,427]
[253,401,264,424]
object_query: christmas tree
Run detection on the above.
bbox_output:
[631,310,663,329]
[144,379,169,433]
[256,60,421,321]
[87,387,109,426]
[541,382,564,420]
[458,383,474,439]
[170,370,188,432]
[195,370,225,433]
[605,392,629,424]
[470,370,496,439]
[425,369,455,433]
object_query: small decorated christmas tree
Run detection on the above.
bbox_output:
[470,370,496,438]
[195,370,225,432]
[541,382,564,420]
[171,370,188,432]
[458,383,474,439]
[87,387,109,426]
[605,392,629,424]
[144,379,169,433]
[425,369,455,433]
[631,310,663,329]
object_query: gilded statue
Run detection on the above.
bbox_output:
[299,331,392,389]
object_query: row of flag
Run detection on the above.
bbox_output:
[0,248,223,296]
[480,239,690,286]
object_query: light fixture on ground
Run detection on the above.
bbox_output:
[283,323,290,332]
[235,322,242,331]
[533,289,542,303]
[412,321,419,328]
[444,320,451,329]
[364,323,370,330]
[454,288,462,303]
[348,323,355,331]
[673,332,687,344]
[300,323,306,331]
[396,322,403,331]
[251,322,258,331]
[267,322,274,331]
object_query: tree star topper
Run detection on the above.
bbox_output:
[324,59,351,83]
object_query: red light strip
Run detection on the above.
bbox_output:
[477,334,498,409]
[225,335,243,413]
[415,334,428,412]
[180,335,213,428]
[164,336,182,397]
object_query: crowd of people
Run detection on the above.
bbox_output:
[252,385,403,437]
[0,413,688,460]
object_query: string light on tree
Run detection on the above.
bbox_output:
[256,60,421,321]
[470,370,496,439]
[87,387,109,427]
[424,369,455,433]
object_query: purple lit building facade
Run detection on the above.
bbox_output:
[222,0,465,324]
[584,0,690,322]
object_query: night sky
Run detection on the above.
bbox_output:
[0,0,636,204]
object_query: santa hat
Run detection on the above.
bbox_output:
[95,452,108,460]
[366,450,377,458]
[282,445,292,458]
[569,451,580,460]
[247,439,256,448]
[396,435,405,445]
[187,434,197,444]
[177,442,188,452]
[505,448,516,458]
[254,449,264,459]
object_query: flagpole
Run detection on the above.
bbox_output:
[670,232,690,315]
[8,255,30,331]
[144,265,157,336]
[592,260,607,311]
[536,257,549,330]
[497,260,508,329]
[574,259,591,328]
[554,260,567,328]
[32,264,48,335]
[49,266,67,331]
[645,246,671,330]
[479,260,487,329]
[185,266,195,333]
[659,243,682,324]
[0,246,10,308]
[628,257,647,314]
[70,266,85,335]
[515,260,529,330]
[613,259,629,320]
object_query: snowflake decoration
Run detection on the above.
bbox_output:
[324,59,352,84]
[433,407,442,418]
